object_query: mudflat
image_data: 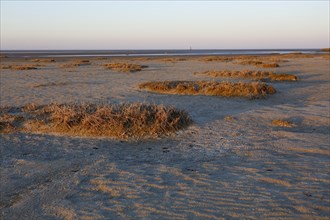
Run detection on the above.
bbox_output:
[0,54,329,219]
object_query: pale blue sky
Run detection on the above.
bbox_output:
[0,1,329,50]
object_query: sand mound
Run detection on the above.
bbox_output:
[0,103,192,139]
[139,81,276,98]
[200,70,298,81]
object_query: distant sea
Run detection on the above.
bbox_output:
[0,49,325,58]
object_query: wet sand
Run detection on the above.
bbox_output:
[0,55,329,219]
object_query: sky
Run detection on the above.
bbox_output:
[0,1,329,50]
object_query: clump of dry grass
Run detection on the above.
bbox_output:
[321,48,330,52]
[139,81,276,99]
[133,57,151,61]
[61,60,91,68]
[200,70,298,81]
[224,115,235,121]
[104,63,148,72]
[0,103,191,139]
[271,119,295,127]
[261,63,280,68]
[199,56,235,62]
[280,53,316,59]
[158,58,186,63]
[0,114,24,134]
[22,103,38,112]
[0,65,38,70]
[30,59,56,63]
[236,60,280,68]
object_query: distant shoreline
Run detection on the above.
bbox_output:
[0,49,327,58]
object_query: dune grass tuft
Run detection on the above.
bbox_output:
[139,81,276,99]
[321,48,330,52]
[61,60,91,68]
[1,65,38,70]
[0,114,24,133]
[158,58,186,63]
[30,59,56,63]
[200,70,298,81]
[104,63,148,72]
[272,119,295,127]
[0,103,192,139]
[236,60,280,68]
[261,63,280,68]
[199,56,235,62]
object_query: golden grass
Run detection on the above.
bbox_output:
[0,114,24,133]
[320,48,330,52]
[139,81,276,99]
[0,103,192,139]
[200,70,298,81]
[261,63,280,68]
[104,63,148,72]
[30,59,56,63]
[236,60,280,68]
[280,53,316,59]
[224,115,235,121]
[158,58,186,63]
[60,60,91,68]
[271,119,295,127]
[0,64,38,70]
[199,56,235,62]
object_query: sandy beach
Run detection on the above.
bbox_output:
[0,54,329,219]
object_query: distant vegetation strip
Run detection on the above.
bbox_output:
[0,64,39,70]
[199,70,298,81]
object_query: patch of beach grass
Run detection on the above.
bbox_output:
[1,64,38,70]
[0,114,24,134]
[139,81,276,99]
[30,59,56,63]
[60,60,91,68]
[236,60,280,68]
[280,53,316,59]
[200,70,298,81]
[104,63,148,72]
[199,56,235,62]
[158,58,187,63]
[271,119,295,127]
[0,103,192,139]
[321,48,330,52]
[261,63,280,68]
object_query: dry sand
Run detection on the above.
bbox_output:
[0,55,329,219]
